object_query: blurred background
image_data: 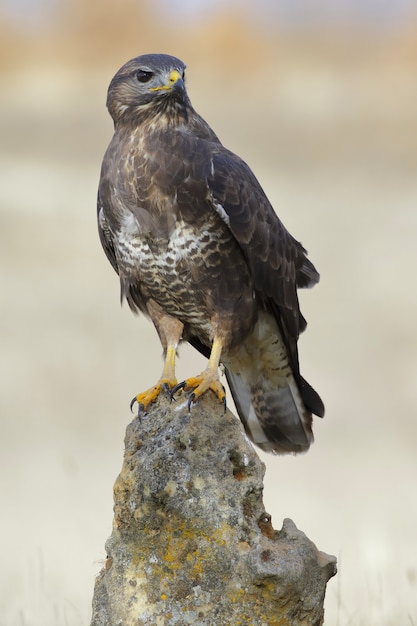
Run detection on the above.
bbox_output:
[1,0,417,624]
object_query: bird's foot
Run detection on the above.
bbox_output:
[172,369,226,412]
[130,377,177,415]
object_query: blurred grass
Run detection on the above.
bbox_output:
[1,2,417,624]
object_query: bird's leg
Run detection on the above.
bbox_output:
[130,344,178,414]
[173,336,226,411]
[130,304,183,415]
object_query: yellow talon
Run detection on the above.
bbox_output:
[130,377,177,414]
[172,369,226,411]
[132,333,226,414]
[172,336,226,410]
[183,374,225,403]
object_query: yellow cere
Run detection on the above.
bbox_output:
[149,70,181,92]
[168,70,181,84]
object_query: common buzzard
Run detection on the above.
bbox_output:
[98,53,324,454]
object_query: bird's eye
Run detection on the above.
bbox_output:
[136,70,153,83]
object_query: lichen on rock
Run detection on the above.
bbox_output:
[91,394,336,625]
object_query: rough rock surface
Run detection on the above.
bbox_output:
[90,392,336,625]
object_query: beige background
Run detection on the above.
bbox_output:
[1,2,417,624]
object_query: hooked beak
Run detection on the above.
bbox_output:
[149,69,183,92]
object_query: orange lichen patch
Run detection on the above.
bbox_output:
[160,519,233,580]
[130,516,235,584]
[230,587,246,602]
[128,514,290,622]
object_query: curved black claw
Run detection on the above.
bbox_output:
[130,396,145,417]
[187,392,196,412]
[170,380,186,401]
[222,395,227,413]
[161,382,176,402]
[130,396,137,413]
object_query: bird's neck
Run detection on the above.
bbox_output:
[115,97,190,132]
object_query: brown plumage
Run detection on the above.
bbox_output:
[98,53,324,454]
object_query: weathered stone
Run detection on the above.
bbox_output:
[91,392,336,625]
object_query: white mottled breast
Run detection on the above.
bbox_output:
[116,216,211,270]
[115,214,223,332]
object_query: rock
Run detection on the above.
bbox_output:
[90,392,336,625]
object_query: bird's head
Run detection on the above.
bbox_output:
[106,53,188,126]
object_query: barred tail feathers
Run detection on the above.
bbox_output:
[223,311,317,454]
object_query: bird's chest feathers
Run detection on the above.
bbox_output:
[117,215,213,284]
[117,215,223,328]
[110,129,231,314]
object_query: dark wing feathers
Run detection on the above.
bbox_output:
[206,146,325,419]
[207,149,317,341]
[297,256,320,288]
[97,192,119,274]
[299,376,325,418]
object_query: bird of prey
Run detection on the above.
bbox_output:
[97,53,324,454]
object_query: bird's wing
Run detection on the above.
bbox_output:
[205,147,325,440]
[97,190,119,275]
[206,147,318,361]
